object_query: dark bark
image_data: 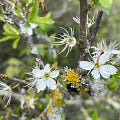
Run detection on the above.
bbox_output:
[78,0,87,61]
[89,11,103,46]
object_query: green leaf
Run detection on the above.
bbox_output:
[28,0,39,21]
[92,0,99,4]
[5,58,23,77]
[92,110,98,120]
[45,13,51,19]
[30,12,55,25]
[7,58,22,65]
[25,0,33,4]
[99,0,112,8]
[12,36,20,49]
[115,70,120,78]
[0,36,18,42]
[31,16,55,25]
[14,7,23,19]
[101,7,110,15]
[107,77,119,90]
[3,23,20,35]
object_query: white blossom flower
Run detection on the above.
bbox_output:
[91,40,120,56]
[54,27,76,57]
[29,64,59,92]
[20,96,35,109]
[73,15,95,28]
[79,53,117,79]
[86,16,95,28]
[20,23,37,36]
[73,16,80,24]
[0,81,12,107]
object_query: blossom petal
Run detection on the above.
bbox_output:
[32,68,44,78]
[79,61,94,70]
[46,78,57,90]
[102,65,117,75]
[30,23,37,29]
[99,53,111,65]
[36,79,46,92]
[44,64,50,73]
[69,37,76,47]
[27,28,33,36]
[91,69,100,79]
[50,70,59,78]
[99,65,117,78]
[111,50,120,54]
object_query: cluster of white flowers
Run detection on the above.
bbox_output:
[79,41,120,80]
[28,64,59,93]
[0,81,12,107]
[91,40,120,57]
[54,27,76,57]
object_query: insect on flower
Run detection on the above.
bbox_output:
[54,27,76,57]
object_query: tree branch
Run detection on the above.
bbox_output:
[78,0,88,61]
[26,35,44,69]
[12,16,44,69]
[8,77,28,84]
[89,11,103,45]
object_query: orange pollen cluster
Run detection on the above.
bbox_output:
[65,69,80,83]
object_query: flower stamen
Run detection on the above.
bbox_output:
[65,69,80,83]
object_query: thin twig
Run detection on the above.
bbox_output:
[26,35,44,69]
[78,0,87,59]
[8,77,28,84]
[12,16,44,69]
[77,0,88,74]
[89,11,103,45]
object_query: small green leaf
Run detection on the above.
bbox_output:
[99,0,112,8]
[107,77,119,90]
[0,36,17,42]
[92,0,99,4]
[3,23,20,35]
[25,0,33,4]
[45,13,51,19]
[7,58,22,65]
[31,16,55,25]
[14,7,23,19]
[12,36,20,49]
[28,0,39,21]
[92,110,98,120]
[101,7,110,15]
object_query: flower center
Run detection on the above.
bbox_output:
[65,69,80,83]
[44,73,50,79]
[67,38,73,43]
[95,62,100,68]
